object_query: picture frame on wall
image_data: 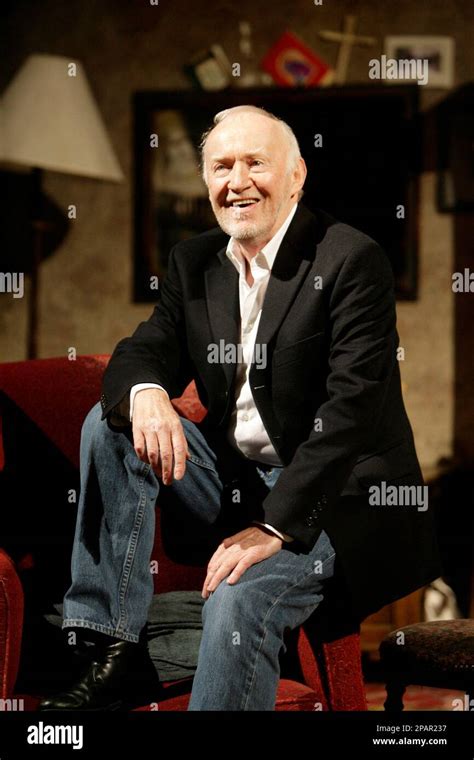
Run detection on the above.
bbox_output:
[384,36,455,89]
[133,87,420,303]
[185,44,233,91]
[436,84,474,213]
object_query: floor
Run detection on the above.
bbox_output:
[365,683,465,711]
[363,656,465,710]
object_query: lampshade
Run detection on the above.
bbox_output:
[1,54,123,181]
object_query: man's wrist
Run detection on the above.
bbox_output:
[252,521,294,543]
[129,383,169,421]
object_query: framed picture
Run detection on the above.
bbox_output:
[385,36,455,89]
[185,44,233,91]
[133,87,420,302]
[436,83,474,212]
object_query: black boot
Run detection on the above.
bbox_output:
[38,629,161,711]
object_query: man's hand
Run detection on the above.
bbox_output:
[132,388,189,485]
[202,525,283,599]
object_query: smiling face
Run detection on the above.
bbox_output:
[203,111,306,247]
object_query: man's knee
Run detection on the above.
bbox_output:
[202,580,252,634]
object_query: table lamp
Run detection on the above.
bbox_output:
[1,54,123,357]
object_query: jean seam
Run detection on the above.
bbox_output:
[241,549,336,710]
[187,454,218,472]
[62,620,139,643]
[116,459,151,634]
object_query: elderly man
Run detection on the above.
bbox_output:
[40,105,441,711]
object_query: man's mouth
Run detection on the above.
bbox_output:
[225,198,260,208]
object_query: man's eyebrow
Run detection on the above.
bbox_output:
[209,150,269,162]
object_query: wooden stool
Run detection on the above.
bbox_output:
[379,620,474,711]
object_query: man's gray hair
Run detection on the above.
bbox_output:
[199,105,303,188]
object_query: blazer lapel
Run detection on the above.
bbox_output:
[254,204,319,352]
[205,248,240,392]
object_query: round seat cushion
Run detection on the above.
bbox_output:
[380,620,474,683]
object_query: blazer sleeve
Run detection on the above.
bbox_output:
[100,244,194,423]
[261,241,398,548]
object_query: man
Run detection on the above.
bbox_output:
[40,105,441,712]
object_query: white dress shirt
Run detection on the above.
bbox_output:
[224,203,297,464]
[129,203,299,541]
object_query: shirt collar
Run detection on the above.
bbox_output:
[225,202,298,274]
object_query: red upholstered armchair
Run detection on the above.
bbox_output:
[0,356,367,710]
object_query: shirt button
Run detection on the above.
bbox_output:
[242,413,249,421]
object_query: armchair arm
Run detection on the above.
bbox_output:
[321,633,367,710]
[0,548,24,700]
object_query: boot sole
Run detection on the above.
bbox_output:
[38,700,123,712]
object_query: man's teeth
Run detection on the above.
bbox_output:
[231,199,258,206]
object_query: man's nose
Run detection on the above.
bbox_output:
[227,162,251,192]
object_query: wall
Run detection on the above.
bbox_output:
[2,0,472,469]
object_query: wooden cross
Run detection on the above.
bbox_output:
[319,15,376,84]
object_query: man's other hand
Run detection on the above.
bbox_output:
[202,526,283,599]
[132,388,189,485]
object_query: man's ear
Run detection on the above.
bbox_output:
[292,157,307,197]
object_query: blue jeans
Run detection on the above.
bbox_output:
[63,402,336,710]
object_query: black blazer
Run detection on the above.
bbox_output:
[101,204,441,619]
